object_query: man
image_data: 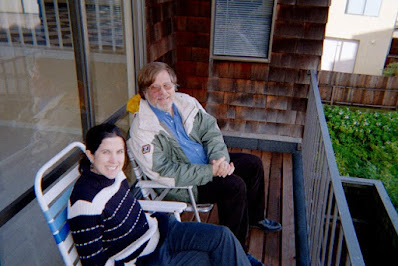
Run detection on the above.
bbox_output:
[127,62,281,255]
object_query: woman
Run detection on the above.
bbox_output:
[68,123,254,265]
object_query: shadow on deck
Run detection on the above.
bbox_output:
[181,149,296,266]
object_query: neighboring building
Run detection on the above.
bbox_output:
[321,0,398,75]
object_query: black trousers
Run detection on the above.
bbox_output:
[197,152,265,248]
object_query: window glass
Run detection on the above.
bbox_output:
[321,38,358,73]
[0,1,81,210]
[212,0,274,61]
[346,0,381,17]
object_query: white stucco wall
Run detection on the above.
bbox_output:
[324,0,398,75]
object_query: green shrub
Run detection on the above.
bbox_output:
[324,105,398,209]
[383,62,398,76]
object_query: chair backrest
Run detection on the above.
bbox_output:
[34,142,85,266]
[130,156,161,200]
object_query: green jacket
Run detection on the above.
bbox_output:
[127,93,229,202]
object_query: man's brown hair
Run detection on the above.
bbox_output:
[137,62,177,99]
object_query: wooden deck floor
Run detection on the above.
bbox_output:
[181,149,296,266]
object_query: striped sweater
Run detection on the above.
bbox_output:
[68,168,160,265]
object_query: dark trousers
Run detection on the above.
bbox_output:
[197,153,265,248]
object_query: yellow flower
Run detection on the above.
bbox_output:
[126,94,141,113]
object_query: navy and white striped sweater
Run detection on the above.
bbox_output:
[68,168,159,265]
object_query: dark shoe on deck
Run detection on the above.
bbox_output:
[252,218,282,232]
[247,253,263,266]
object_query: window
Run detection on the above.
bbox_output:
[211,0,275,62]
[321,38,359,73]
[345,0,382,17]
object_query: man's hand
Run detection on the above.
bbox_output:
[211,156,235,177]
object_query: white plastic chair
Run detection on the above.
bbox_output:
[130,157,213,222]
[34,142,187,266]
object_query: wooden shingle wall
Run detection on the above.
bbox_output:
[145,0,176,65]
[146,0,331,140]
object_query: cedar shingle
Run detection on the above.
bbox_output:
[253,81,268,94]
[272,38,298,53]
[253,95,267,108]
[177,46,192,61]
[303,23,325,40]
[297,0,330,7]
[176,17,187,31]
[274,22,305,38]
[258,122,278,135]
[295,111,306,125]
[236,79,254,93]
[192,47,209,62]
[206,103,228,119]
[230,63,252,79]
[293,84,309,98]
[296,40,323,55]
[196,62,209,76]
[217,118,228,131]
[245,121,260,134]
[277,6,328,24]
[176,0,211,17]
[267,95,288,110]
[229,119,247,132]
[186,76,208,89]
[227,106,236,119]
[251,64,269,81]
[213,62,230,78]
[191,89,208,103]
[216,78,235,92]
[186,17,211,33]
[291,97,307,112]
[236,107,267,122]
[225,92,254,107]
[208,91,225,104]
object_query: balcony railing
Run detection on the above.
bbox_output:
[302,70,365,265]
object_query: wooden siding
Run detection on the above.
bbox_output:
[181,149,296,266]
[144,0,332,140]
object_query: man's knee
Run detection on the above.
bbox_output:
[224,175,247,196]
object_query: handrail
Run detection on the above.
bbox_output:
[302,70,365,265]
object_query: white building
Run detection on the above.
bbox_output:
[321,0,398,75]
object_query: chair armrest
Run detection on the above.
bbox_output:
[137,180,193,190]
[138,200,187,214]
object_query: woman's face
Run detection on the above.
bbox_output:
[86,136,125,179]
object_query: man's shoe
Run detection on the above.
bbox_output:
[253,218,282,232]
[247,253,263,266]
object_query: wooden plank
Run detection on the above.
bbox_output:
[261,151,272,217]
[264,153,282,265]
[206,203,219,225]
[248,228,265,262]
[281,153,296,266]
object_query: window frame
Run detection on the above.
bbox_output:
[209,0,277,63]
[345,0,382,17]
[321,38,359,73]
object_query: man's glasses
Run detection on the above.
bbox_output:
[148,82,175,94]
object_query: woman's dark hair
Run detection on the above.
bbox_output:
[79,123,126,173]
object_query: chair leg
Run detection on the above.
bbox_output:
[173,211,181,222]
[187,187,201,222]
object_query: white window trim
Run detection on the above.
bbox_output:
[209,0,277,63]
[345,0,382,17]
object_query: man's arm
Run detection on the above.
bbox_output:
[127,125,213,187]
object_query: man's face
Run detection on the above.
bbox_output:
[145,70,176,113]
